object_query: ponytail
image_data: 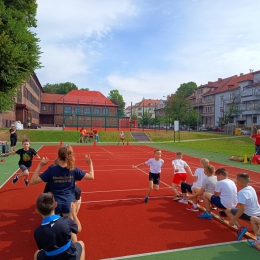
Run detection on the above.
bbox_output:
[58,145,75,170]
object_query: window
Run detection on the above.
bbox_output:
[74,107,81,115]
[93,108,100,115]
[102,108,109,116]
[64,106,72,115]
[252,89,257,96]
[42,105,46,111]
[219,95,224,102]
[49,106,53,111]
[229,93,235,100]
[84,107,91,115]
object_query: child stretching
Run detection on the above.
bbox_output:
[132,148,164,204]
[186,164,217,212]
[226,173,260,241]
[171,152,192,201]
[43,159,82,215]
[30,145,94,218]
[2,138,41,186]
[33,192,85,260]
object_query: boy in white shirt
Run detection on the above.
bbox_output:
[171,152,192,201]
[226,173,260,241]
[133,149,164,204]
[177,158,209,205]
[198,168,237,220]
[186,164,217,212]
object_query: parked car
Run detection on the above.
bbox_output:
[213,126,225,132]
[198,126,208,131]
[241,129,251,135]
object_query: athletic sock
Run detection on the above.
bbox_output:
[193,204,197,208]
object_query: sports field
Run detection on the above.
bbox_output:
[0,142,260,259]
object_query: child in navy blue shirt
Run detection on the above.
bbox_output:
[30,145,94,218]
[2,138,41,186]
[33,192,85,260]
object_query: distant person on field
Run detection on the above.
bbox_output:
[118,131,125,145]
[250,129,260,155]
[186,164,217,212]
[27,122,31,129]
[198,168,237,220]
[171,152,192,201]
[89,129,94,143]
[30,145,94,219]
[9,124,18,152]
[93,128,100,142]
[78,127,84,143]
[132,148,164,204]
[33,193,85,260]
[226,173,260,241]
[177,158,209,205]
[2,138,41,186]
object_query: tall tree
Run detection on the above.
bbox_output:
[107,89,126,117]
[43,82,78,94]
[0,0,41,96]
[175,82,197,98]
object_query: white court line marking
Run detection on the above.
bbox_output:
[101,240,245,260]
[82,195,173,204]
[101,147,114,155]
[82,187,170,194]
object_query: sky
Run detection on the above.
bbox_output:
[34,0,260,107]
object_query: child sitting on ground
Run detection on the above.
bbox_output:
[186,164,217,212]
[177,158,209,205]
[198,168,237,220]
[33,192,85,259]
[226,173,260,241]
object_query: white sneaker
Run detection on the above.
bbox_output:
[178,198,188,204]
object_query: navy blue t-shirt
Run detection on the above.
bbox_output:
[34,215,78,259]
[39,165,85,198]
[16,148,37,168]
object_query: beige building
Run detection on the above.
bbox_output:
[0,73,43,128]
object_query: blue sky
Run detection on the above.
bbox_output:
[35,0,260,107]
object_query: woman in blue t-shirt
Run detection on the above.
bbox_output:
[30,145,94,218]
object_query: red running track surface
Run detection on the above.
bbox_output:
[0,145,260,260]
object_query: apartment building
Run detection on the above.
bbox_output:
[131,98,160,119]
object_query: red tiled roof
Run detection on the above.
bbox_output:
[134,99,160,107]
[216,73,254,94]
[41,93,65,103]
[42,90,116,106]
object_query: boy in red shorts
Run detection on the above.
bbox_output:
[171,152,192,201]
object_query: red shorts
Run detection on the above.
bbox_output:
[172,173,187,184]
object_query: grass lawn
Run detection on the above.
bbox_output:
[0,129,253,157]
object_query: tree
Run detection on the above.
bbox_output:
[175,82,197,98]
[43,82,78,94]
[139,111,152,127]
[107,89,126,117]
[80,88,89,91]
[0,0,41,95]
[0,88,17,114]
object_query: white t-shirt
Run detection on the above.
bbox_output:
[120,133,124,139]
[192,168,207,188]
[215,179,237,208]
[145,158,164,173]
[238,186,260,216]
[172,159,188,174]
[201,175,217,194]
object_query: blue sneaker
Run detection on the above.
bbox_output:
[247,239,260,251]
[144,196,149,204]
[198,211,213,220]
[237,226,247,241]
